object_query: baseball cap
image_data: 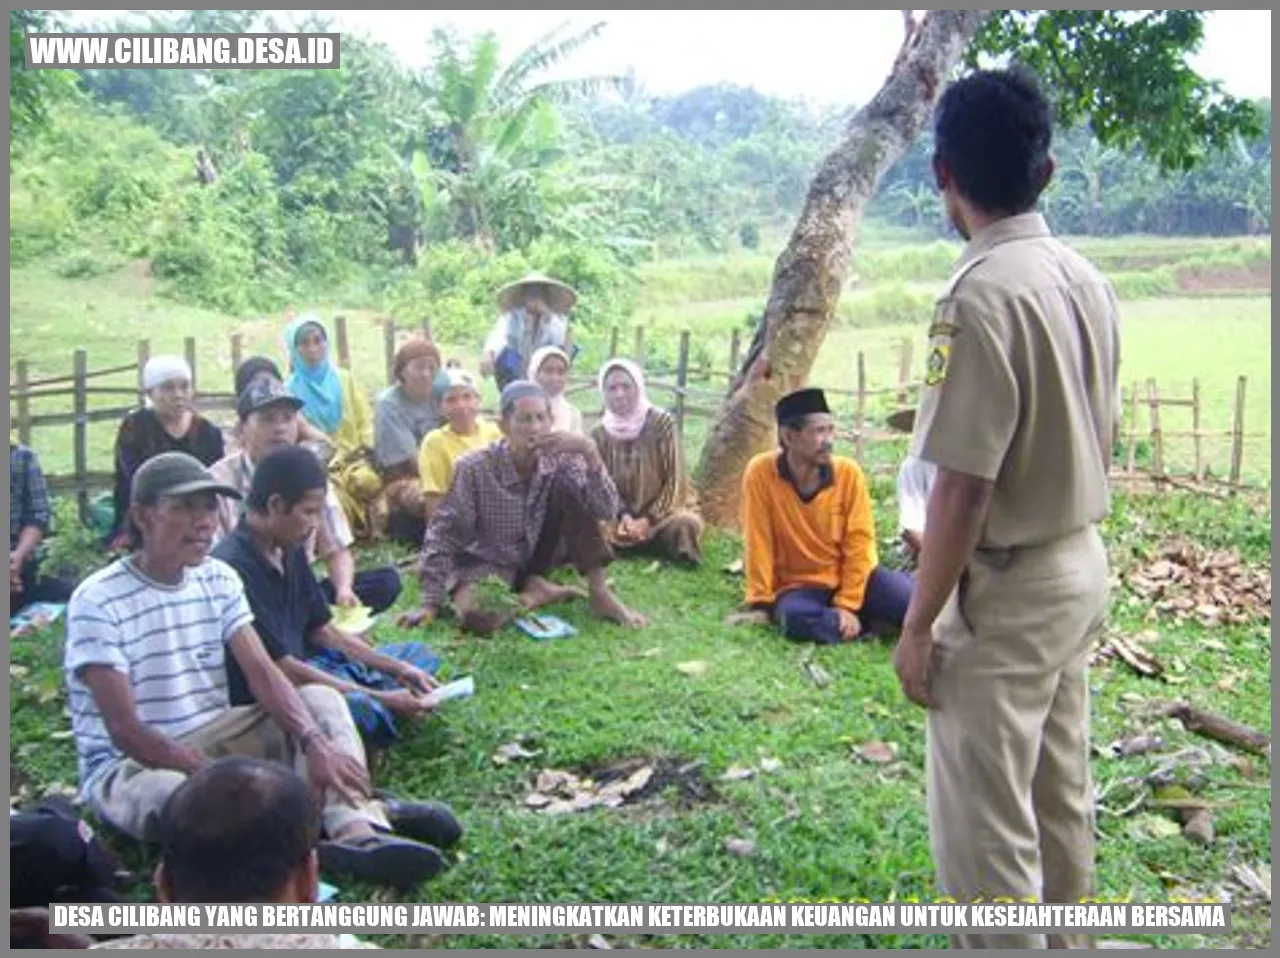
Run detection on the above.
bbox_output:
[237,380,305,422]
[131,452,243,505]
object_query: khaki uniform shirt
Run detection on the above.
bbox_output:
[911,213,1121,550]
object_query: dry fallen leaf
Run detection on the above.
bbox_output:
[586,934,613,950]
[643,561,661,575]
[802,660,832,688]
[524,792,553,809]
[856,741,899,764]
[1232,863,1271,902]
[1109,735,1164,758]
[724,559,744,575]
[640,647,662,658]
[759,757,783,775]
[1133,814,1182,840]
[721,765,756,782]
[724,837,756,857]
[492,742,541,765]
[677,660,710,677]
[10,664,29,680]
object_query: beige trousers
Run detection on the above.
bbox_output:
[87,684,391,842]
[927,526,1109,949]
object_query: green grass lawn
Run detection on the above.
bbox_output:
[9,487,1271,949]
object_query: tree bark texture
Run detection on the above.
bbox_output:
[693,10,992,528]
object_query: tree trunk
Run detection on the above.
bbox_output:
[693,10,991,528]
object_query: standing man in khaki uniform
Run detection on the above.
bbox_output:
[893,68,1122,949]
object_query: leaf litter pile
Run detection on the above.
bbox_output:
[1121,540,1270,628]
[521,756,718,816]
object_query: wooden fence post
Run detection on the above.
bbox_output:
[184,336,198,397]
[675,330,690,439]
[15,360,31,447]
[854,351,867,461]
[383,319,397,386]
[896,337,914,406]
[608,326,620,359]
[1126,381,1139,474]
[729,328,741,375]
[420,317,433,341]
[230,333,244,374]
[633,325,646,367]
[1191,378,1202,480]
[1229,375,1247,488]
[1146,378,1164,478]
[136,339,151,406]
[73,349,89,519]
[335,315,351,369]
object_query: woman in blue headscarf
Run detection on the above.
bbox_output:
[284,314,381,538]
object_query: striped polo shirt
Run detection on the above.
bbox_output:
[63,555,254,794]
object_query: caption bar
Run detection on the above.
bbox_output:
[52,902,1230,936]
[24,33,340,70]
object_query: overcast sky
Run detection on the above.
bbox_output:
[69,9,1271,107]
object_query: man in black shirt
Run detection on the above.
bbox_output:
[213,446,461,854]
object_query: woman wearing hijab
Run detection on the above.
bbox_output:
[590,359,703,565]
[284,314,380,539]
[375,336,444,544]
[528,345,583,435]
[108,355,225,548]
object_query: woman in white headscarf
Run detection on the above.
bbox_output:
[590,358,703,565]
[528,345,583,434]
[108,355,225,548]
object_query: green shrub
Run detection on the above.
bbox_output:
[384,239,639,347]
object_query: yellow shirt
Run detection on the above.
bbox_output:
[418,420,503,494]
[321,367,375,455]
[741,451,879,612]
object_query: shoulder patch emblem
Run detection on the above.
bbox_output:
[927,320,960,339]
[924,343,951,386]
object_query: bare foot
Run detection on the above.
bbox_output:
[518,575,586,610]
[589,589,648,628]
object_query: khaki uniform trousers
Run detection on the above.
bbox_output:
[927,526,1109,949]
[86,684,392,843]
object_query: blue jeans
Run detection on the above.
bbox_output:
[774,566,915,645]
[306,641,441,750]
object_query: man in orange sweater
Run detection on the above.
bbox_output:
[738,388,913,643]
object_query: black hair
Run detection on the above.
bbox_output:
[934,67,1054,215]
[158,757,319,903]
[245,445,328,513]
[234,357,282,398]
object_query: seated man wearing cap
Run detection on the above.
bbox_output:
[64,452,455,891]
[210,380,402,615]
[214,446,452,755]
[418,368,502,521]
[402,381,647,636]
[734,388,914,643]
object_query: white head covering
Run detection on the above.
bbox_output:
[142,356,193,391]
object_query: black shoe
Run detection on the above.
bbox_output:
[382,798,463,850]
[317,833,446,891]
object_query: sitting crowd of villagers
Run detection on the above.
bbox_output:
[15,272,929,891]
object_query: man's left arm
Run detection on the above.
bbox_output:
[833,467,877,613]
